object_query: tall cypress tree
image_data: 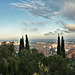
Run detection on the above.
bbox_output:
[57,34,61,55]
[19,36,24,52]
[25,34,30,50]
[61,36,65,58]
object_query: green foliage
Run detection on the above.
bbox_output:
[61,36,65,58]
[57,34,61,56]
[0,42,15,58]
[25,34,30,50]
[0,42,19,75]
[33,73,39,75]
[41,55,71,75]
[19,36,24,52]
[57,35,66,58]
[18,49,44,75]
[0,42,73,75]
[66,58,75,75]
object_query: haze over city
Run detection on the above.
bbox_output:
[0,0,75,40]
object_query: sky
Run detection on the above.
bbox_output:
[0,0,75,40]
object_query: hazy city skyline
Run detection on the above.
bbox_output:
[0,0,75,40]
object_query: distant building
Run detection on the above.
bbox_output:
[52,44,57,48]
[66,49,75,58]
[49,46,56,55]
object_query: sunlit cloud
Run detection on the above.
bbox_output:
[65,24,75,31]
[64,29,70,33]
[44,32,55,36]
[22,21,48,26]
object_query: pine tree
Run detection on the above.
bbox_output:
[61,36,65,58]
[19,36,24,52]
[25,34,30,50]
[57,34,61,55]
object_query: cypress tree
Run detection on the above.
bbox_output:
[57,34,61,55]
[25,34,30,50]
[61,36,65,58]
[19,36,24,52]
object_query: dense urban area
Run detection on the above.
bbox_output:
[1,38,74,58]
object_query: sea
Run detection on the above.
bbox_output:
[29,39,75,42]
[0,39,75,42]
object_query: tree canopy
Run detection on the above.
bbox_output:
[0,41,74,75]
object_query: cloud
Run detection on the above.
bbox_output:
[54,31,58,33]
[10,0,75,22]
[24,28,27,31]
[22,20,48,26]
[23,28,38,32]
[37,21,48,25]
[44,32,55,35]
[22,22,28,25]
[57,22,75,33]
[64,29,70,33]
[10,0,60,20]
[56,29,61,31]
[31,28,38,31]
[61,1,75,20]
[65,24,75,31]
[54,29,64,34]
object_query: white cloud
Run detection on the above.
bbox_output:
[10,0,75,22]
[10,0,60,20]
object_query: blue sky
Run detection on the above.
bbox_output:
[0,0,75,40]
